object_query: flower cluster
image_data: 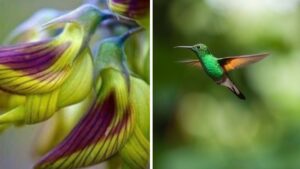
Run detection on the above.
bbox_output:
[0,0,149,169]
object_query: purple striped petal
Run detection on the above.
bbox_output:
[0,40,69,73]
[109,0,149,19]
[34,91,133,169]
[0,40,71,94]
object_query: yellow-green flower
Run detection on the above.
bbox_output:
[0,9,61,126]
[0,2,149,169]
[0,4,114,125]
[34,28,149,169]
[35,68,149,169]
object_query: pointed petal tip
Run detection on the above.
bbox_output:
[41,4,113,30]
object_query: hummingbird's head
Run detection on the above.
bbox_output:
[192,43,210,55]
[175,43,209,56]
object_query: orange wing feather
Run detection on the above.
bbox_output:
[219,53,269,72]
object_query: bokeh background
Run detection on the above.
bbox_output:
[0,1,107,169]
[154,0,300,169]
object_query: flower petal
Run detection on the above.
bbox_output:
[108,0,149,19]
[34,97,90,156]
[0,88,59,124]
[119,76,150,169]
[0,40,70,94]
[0,22,88,95]
[120,126,149,169]
[58,48,93,107]
[0,48,93,125]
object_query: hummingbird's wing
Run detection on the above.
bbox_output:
[218,53,269,72]
[217,75,246,100]
[177,59,202,69]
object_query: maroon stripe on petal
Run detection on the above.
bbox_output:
[35,92,117,166]
[91,106,131,161]
[9,43,70,74]
[112,0,149,18]
[0,40,51,52]
[0,41,70,74]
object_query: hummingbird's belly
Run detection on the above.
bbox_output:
[203,62,224,79]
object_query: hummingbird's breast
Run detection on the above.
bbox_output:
[201,55,224,80]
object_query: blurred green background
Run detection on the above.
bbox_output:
[0,1,105,169]
[154,0,300,169]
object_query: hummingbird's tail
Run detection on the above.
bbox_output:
[218,76,246,100]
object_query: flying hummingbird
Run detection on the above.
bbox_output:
[175,43,269,100]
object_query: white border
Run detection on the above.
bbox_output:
[149,0,153,168]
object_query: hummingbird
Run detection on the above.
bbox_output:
[175,43,269,100]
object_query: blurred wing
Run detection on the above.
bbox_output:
[177,59,202,69]
[218,53,269,72]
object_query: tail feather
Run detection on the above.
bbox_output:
[219,76,245,100]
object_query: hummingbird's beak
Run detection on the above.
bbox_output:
[174,45,193,49]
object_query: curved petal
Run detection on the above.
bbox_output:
[120,126,149,169]
[57,48,93,107]
[0,22,87,95]
[33,97,90,156]
[119,77,150,169]
[0,48,93,125]
[0,40,71,94]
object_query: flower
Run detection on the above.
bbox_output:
[34,28,149,169]
[94,27,144,85]
[35,68,149,169]
[0,2,149,169]
[34,68,131,169]
[0,9,60,132]
[0,4,112,94]
[0,4,114,125]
